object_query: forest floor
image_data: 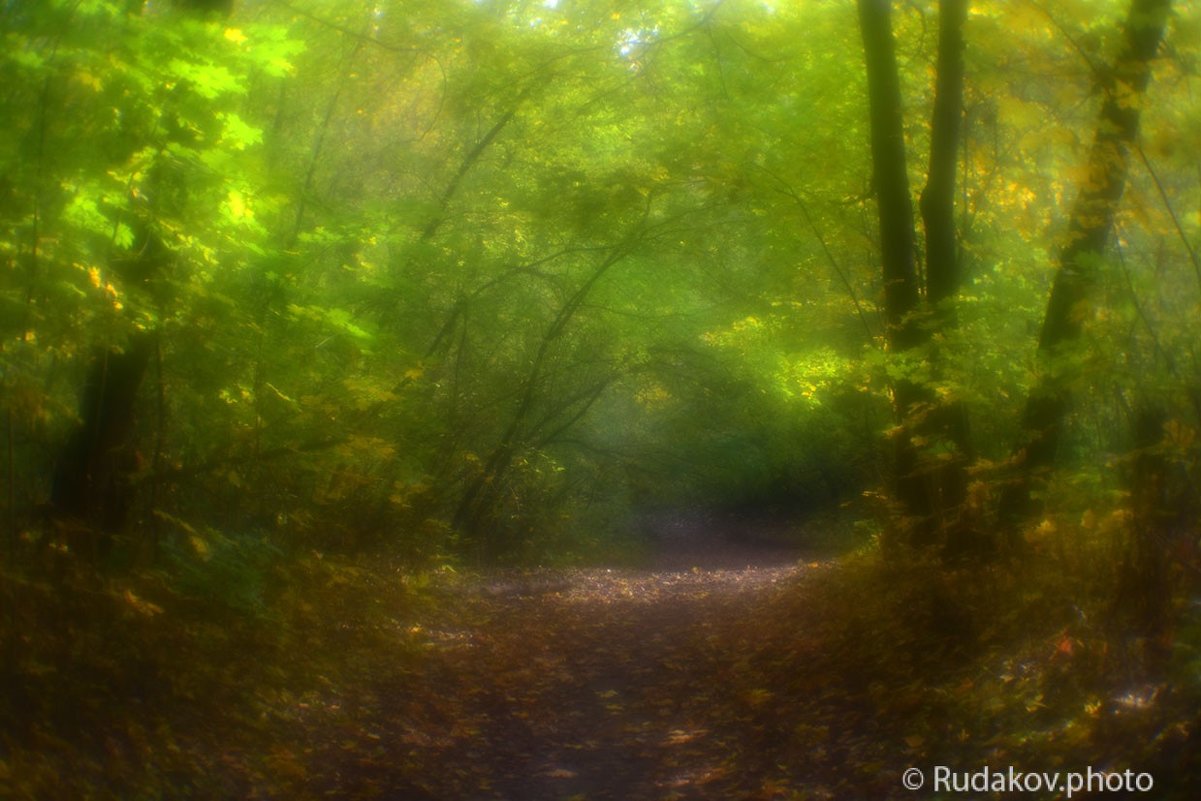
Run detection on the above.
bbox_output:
[293,513,867,801]
[379,517,825,800]
[253,512,1201,801]
[4,511,1200,800]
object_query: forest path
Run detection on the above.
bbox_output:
[311,516,829,801]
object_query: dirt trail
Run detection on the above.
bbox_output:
[384,518,819,801]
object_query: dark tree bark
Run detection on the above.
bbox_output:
[859,0,922,349]
[860,0,974,550]
[1114,405,1174,653]
[1000,0,1172,533]
[920,0,968,309]
[858,0,931,532]
[919,0,973,552]
[51,339,153,551]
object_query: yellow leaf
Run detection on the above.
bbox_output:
[226,189,248,219]
[123,589,164,616]
[188,534,211,560]
[224,27,247,44]
[76,70,103,91]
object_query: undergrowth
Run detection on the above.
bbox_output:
[717,517,1201,799]
[0,547,434,801]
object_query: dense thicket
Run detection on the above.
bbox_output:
[4,0,1197,566]
[0,0,1194,573]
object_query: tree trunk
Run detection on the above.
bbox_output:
[1000,0,1172,534]
[860,0,975,550]
[920,0,968,310]
[919,0,973,553]
[858,0,931,534]
[1114,405,1173,656]
[50,338,153,554]
[859,0,922,348]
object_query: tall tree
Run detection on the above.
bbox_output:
[858,0,931,535]
[858,0,970,547]
[1000,0,1173,534]
[919,0,973,551]
[920,0,969,310]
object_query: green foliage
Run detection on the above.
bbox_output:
[161,525,282,615]
[0,0,1195,565]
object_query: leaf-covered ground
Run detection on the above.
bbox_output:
[280,516,824,800]
[4,513,1200,800]
[255,515,1201,801]
[375,557,815,797]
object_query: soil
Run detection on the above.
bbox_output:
[309,514,826,800]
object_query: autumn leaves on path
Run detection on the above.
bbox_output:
[380,545,819,800]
